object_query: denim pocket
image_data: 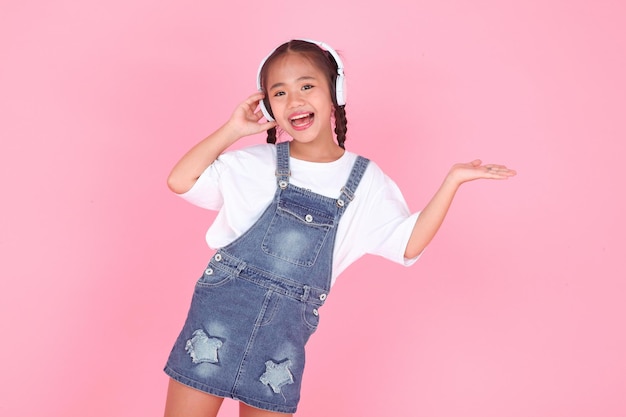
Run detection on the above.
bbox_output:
[261,200,335,267]
[196,264,233,288]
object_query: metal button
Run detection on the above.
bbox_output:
[313,309,319,316]
[205,268,214,275]
[214,253,222,262]
[279,180,288,189]
[336,199,345,207]
[305,214,313,223]
[319,293,327,301]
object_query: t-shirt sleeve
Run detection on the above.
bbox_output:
[354,165,422,266]
[176,158,227,210]
[175,144,275,211]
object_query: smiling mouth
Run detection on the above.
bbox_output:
[290,113,314,128]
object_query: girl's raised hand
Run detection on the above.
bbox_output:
[226,92,277,138]
[166,93,279,194]
[447,159,517,185]
[404,158,516,258]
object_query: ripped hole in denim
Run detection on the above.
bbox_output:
[185,329,223,364]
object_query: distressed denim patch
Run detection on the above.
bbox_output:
[259,359,294,394]
[185,329,223,364]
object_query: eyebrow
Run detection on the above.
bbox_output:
[269,76,317,91]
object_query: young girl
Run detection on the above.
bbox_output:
[163,39,516,417]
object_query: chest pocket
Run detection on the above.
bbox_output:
[261,198,335,267]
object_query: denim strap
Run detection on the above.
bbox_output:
[275,141,370,209]
[275,142,290,189]
[337,155,370,210]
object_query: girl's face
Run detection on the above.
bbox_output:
[266,53,334,147]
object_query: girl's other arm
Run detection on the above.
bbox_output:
[404,159,516,259]
[167,92,276,194]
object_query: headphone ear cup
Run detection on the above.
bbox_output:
[335,72,346,106]
[259,96,275,121]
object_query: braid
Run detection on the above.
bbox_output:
[334,105,348,149]
[267,127,277,145]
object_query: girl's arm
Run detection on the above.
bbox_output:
[404,159,516,259]
[167,92,277,194]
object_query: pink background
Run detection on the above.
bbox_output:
[2,1,625,416]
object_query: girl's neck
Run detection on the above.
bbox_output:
[288,140,345,162]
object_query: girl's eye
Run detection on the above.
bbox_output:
[273,91,285,97]
[302,84,314,91]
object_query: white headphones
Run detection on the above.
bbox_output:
[256,39,346,122]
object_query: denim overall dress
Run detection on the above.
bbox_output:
[165,141,370,413]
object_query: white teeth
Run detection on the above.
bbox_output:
[290,113,312,121]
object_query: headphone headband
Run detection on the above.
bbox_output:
[256,39,346,122]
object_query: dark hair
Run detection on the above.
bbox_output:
[259,40,348,149]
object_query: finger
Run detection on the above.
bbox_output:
[245,91,265,104]
[258,121,277,132]
[486,164,509,170]
[498,168,516,176]
[238,93,264,114]
[484,164,515,172]
[253,109,264,121]
[485,165,502,174]
[254,109,276,124]
[485,166,517,178]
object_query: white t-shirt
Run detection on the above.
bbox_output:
[179,143,421,285]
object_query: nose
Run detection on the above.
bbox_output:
[287,91,305,108]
